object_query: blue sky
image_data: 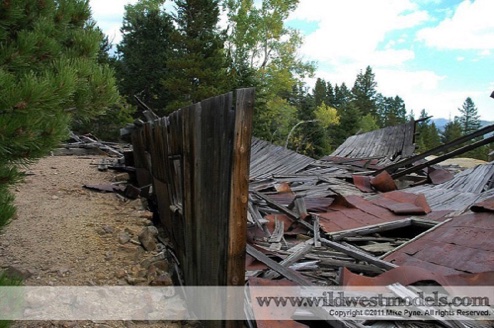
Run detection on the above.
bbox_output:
[90,0,494,120]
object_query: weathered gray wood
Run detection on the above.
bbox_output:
[268,218,284,243]
[320,238,398,270]
[130,89,255,328]
[263,240,314,279]
[246,244,311,286]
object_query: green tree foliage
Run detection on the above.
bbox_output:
[441,118,463,144]
[327,83,358,148]
[315,103,339,128]
[288,85,331,157]
[313,77,327,107]
[116,0,175,115]
[333,83,352,108]
[458,97,481,135]
[351,66,378,118]
[456,97,488,160]
[377,95,407,127]
[163,0,229,111]
[415,109,441,153]
[358,113,379,133]
[223,0,315,143]
[73,28,135,140]
[0,0,119,230]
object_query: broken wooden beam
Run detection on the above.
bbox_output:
[392,134,494,179]
[377,124,494,176]
[246,244,311,286]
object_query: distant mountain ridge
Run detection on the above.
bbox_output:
[430,118,494,131]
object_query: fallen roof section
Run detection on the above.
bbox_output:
[249,138,316,180]
[330,120,416,165]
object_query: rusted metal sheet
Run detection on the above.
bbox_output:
[424,210,453,221]
[471,196,494,212]
[352,175,373,192]
[266,193,334,212]
[317,191,438,233]
[341,266,494,288]
[428,166,454,184]
[370,171,397,192]
[385,212,494,275]
[375,191,431,214]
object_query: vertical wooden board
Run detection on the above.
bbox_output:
[225,89,255,328]
[181,103,200,287]
[187,94,233,288]
[227,88,254,286]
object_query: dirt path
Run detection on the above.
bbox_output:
[0,155,188,328]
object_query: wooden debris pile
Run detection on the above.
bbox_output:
[241,123,494,327]
[53,132,130,157]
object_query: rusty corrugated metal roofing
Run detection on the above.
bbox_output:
[317,192,434,233]
[353,175,373,192]
[341,266,494,288]
[471,196,494,212]
[427,166,454,184]
[384,211,494,275]
[370,171,397,192]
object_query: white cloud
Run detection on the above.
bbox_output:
[290,0,429,67]
[417,0,494,50]
[89,0,139,44]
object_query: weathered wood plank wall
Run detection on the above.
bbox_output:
[130,89,254,326]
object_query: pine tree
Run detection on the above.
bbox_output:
[379,95,407,127]
[326,81,336,107]
[164,0,229,111]
[415,109,441,152]
[116,0,175,115]
[333,83,352,108]
[0,0,118,230]
[313,78,328,107]
[457,97,481,135]
[441,119,463,144]
[351,66,378,117]
[328,83,359,148]
[457,97,487,160]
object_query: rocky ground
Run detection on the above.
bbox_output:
[0,155,196,328]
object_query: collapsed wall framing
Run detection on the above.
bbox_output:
[129,89,254,325]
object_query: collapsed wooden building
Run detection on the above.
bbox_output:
[122,89,494,328]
